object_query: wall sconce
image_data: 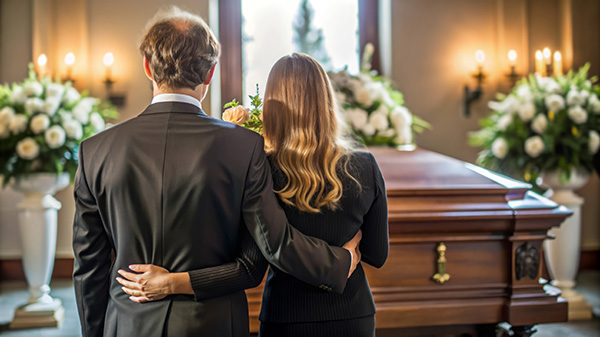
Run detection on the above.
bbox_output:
[64,52,75,82]
[506,50,519,87]
[103,52,126,107]
[463,50,486,118]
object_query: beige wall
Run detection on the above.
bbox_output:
[390,0,600,250]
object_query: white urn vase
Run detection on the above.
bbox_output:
[542,169,593,320]
[9,172,69,328]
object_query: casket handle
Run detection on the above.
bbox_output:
[432,242,451,284]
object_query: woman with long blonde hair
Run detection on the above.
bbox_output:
[257,53,389,336]
[117,53,389,336]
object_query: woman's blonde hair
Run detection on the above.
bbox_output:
[263,53,357,213]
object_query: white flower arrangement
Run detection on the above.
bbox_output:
[0,64,118,185]
[328,44,429,147]
[470,64,600,184]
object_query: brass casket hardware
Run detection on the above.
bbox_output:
[432,242,450,284]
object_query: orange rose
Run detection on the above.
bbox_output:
[222,106,250,125]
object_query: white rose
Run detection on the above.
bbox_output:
[45,83,65,98]
[369,112,389,131]
[491,138,508,159]
[72,100,93,124]
[589,131,600,154]
[63,119,83,139]
[568,105,588,124]
[90,112,105,132]
[545,94,565,112]
[365,82,387,102]
[354,87,374,107]
[9,86,27,104]
[378,129,395,137]
[63,87,81,105]
[16,137,40,160]
[390,106,412,128]
[30,114,50,134]
[23,82,43,97]
[517,102,536,122]
[0,123,9,139]
[567,88,587,106]
[544,80,562,94]
[497,114,513,131]
[24,97,45,115]
[488,95,519,114]
[373,104,389,117]
[394,125,412,145]
[43,97,61,116]
[44,125,66,149]
[335,92,346,103]
[8,114,28,134]
[516,85,533,102]
[346,108,368,130]
[524,136,545,158]
[588,94,600,114]
[0,106,15,125]
[531,114,548,134]
[362,123,376,136]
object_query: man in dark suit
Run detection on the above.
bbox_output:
[72,7,360,337]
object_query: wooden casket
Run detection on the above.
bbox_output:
[247,148,571,336]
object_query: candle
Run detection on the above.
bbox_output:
[553,51,563,76]
[507,50,517,66]
[542,48,552,65]
[103,52,114,81]
[64,52,75,80]
[37,54,47,77]
[535,50,545,76]
[474,50,485,68]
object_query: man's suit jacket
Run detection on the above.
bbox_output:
[72,102,351,337]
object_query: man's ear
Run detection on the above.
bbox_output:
[203,63,217,85]
[143,56,153,81]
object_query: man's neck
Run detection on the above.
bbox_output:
[152,82,207,103]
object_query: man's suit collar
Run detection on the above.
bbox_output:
[140,102,207,116]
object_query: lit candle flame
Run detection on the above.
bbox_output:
[542,48,551,65]
[37,54,47,67]
[65,52,75,66]
[474,50,485,66]
[508,50,517,66]
[103,52,114,67]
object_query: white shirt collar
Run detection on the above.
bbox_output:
[151,93,202,110]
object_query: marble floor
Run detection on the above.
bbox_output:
[0,271,599,336]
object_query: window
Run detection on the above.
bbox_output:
[241,0,359,104]
[218,0,380,109]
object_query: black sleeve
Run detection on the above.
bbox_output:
[241,136,351,294]
[359,153,389,268]
[72,143,113,337]
[188,226,268,301]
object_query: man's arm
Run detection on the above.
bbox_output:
[241,136,353,294]
[73,143,112,337]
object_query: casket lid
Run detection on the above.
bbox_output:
[370,147,530,199]
[369,147,571,224]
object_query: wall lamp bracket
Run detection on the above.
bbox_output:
[463,66,486,118]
